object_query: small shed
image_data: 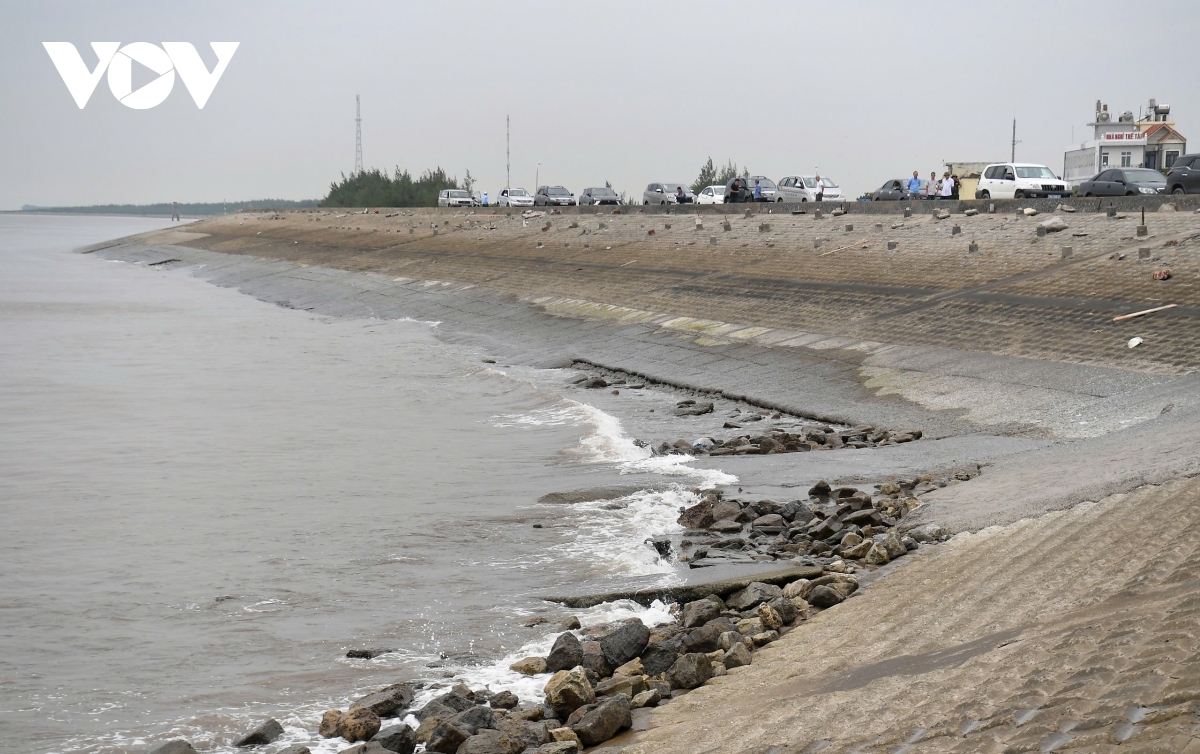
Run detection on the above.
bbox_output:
[943,162,996,201]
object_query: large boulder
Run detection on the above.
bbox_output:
[756,603,784,631]
[543,667,595,719]
[595,674,645,699]
[233,718,284,747]
[509,656,547,676]
[682,624,721,654]
[808,585,844,609]
[338,707,382,743]
[545,632,584,674]
[534,743,580,754]
[782,578,812,600]
[570,694,633,747]
[352,683,415,718]
[278,747,310,754]
[1038,216,1068,233]
[711,499,743,521]
[494,717,552,750]
[319,711,343,738]
[883,529,907,559]
[677,497,715,529]
[415,692,474,722]
[666,653,714,690]
[723,642,752,669]
[455,729,523,754]
[486,690,520,710]
[725,582,783,611]
[580,640,612,680]
[371,725,417,754]
[147,741,198,754]
[640,635,684,677]
[423,722,470,754]
[864,541,891,565]
[767,596,800,625]
[680,598,721,629]
[599,619,650,669]
[448,705,495,735]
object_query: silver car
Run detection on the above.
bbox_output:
[534,185,576,206]
[437,189,474,208]
[497,187,534,207]
[745,176,777,201]
[642,183,695,205]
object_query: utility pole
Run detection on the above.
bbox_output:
[506,115,510,191]
[1011,117,1021,163]
[354,94,363,176]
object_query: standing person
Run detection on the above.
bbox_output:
[926,172,938,200]
[171,201,180,221]
[482,191,488,207]
[940,172,954,199]
[907,171,922,197]
[951,175,960,200]
[753,179,762,202]
[814,173,824,201]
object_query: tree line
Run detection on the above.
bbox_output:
[321,167,467,208]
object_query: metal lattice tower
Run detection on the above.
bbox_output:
[354,95,363,176]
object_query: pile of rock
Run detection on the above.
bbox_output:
[503,576,820,751]
[672,472,972,568]
[643,423,922,458]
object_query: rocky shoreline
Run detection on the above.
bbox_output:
[146,465,970,754]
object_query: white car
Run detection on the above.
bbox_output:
[437,189,475,208]
[497,187,534,207]
[975,163,1071,200]
[776,176,844,202]
[695,185,726,204]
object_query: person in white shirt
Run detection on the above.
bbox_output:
[940,172,954,199]
[926,172,938,199]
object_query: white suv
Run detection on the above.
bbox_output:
[975,163,1071,200]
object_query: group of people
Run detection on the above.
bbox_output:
[907,171,960,200]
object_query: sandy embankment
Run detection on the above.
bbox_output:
[107,207,1200,752]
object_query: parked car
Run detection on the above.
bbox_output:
[975,163,1070,200]
[497,188,534,207]
[695,185,726,204]
[579,187,620,205]
[775,176,816,202]
[1078,168,1167,197]
[1166,154,1200,194]
[722,176,756,203]
[534,186,576,206]
[805,175,844,202]
[642,183,695,205]
[437,189,475,207]
[746,176,777,201]
[775,175,846,203]
[871,179,910,201]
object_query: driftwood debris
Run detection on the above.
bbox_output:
[1113,304,1177,322]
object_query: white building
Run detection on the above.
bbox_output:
[1063,99,1187,186]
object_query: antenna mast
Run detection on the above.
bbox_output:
[506,115,510,190]
[354,94,363,176]
[1011,117,1021,163]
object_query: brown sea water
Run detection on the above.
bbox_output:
[0,215,729,754]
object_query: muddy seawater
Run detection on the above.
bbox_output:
[0,215,734,754]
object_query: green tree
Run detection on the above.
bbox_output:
[462,169,476,196]
[321,166,460,207]
[692,157,743,193]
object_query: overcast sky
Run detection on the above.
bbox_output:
[2,1,1197,209]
